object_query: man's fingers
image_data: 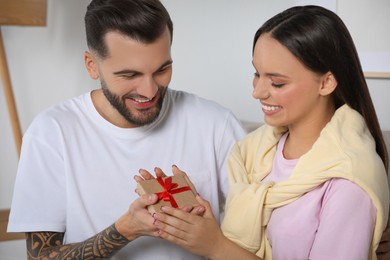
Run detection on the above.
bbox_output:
[172,165,198,194]
[133,193,158,209]
[134,175,144,183]
[154,167,167,178]
[138,168,155,180]
[172,165,186,177]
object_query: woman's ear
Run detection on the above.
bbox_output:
[84,51,99,80]
[319,72,337,96]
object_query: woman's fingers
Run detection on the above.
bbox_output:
[194,194,214,218]
[153,208,193,239]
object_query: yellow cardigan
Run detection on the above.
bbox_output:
[221,105,389,260]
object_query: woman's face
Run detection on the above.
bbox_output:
[252,33,332,129]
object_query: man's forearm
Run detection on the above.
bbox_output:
[27,223,130,259]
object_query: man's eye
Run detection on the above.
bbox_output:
[253,72,260,78]
[122,74,137,79]
[158,66,171,73]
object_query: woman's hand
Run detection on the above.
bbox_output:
[152,194,225,258]
[147,166,262,260]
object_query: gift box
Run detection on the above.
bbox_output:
[137,176,199,214]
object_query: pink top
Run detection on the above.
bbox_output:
[262,133,376,259]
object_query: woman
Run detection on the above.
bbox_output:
[150,5,389,259]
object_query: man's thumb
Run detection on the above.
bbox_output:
[144,193,158,205]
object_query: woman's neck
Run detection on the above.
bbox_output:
[283,107,335,159]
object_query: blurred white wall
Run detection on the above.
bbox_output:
[1,0,389,257]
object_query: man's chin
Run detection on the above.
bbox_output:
[127,110,160,126]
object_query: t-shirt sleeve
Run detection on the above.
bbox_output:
[8,117,67,233]
[216,112,246,208]
[309,179,376,260]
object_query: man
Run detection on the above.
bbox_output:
[7,0,245,259]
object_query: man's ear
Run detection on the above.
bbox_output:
[319,72,337,96]
[84,51,99,80]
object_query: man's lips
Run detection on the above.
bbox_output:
[128,95,157,109]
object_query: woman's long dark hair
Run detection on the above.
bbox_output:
[253,5,388,172]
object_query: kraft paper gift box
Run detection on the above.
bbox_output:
[137,175,199,214]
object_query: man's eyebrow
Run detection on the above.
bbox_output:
[113,69,139,76]
[112,60,173,76]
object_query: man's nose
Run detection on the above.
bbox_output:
[138,76,159,99]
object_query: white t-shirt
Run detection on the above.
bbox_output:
[8,89,246,260]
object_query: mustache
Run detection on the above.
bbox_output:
[123,86,167,100]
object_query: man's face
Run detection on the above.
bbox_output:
[86,28,173,128]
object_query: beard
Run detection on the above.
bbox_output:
[101,79,167,127]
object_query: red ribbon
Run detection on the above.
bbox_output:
[155,177,191,208]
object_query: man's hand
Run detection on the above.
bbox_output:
[115,193,160,241]
[134,167,166,183]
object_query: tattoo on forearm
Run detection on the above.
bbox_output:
[26,224,130,259]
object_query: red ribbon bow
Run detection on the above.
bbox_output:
[155,177,191,208]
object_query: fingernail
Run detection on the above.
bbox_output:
[172,164,177,168]
[149,194,156,201]
[138,168,142,173]
[161,206,169,212]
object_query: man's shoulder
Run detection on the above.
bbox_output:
[27,92,90,133]
[38,92,88,117]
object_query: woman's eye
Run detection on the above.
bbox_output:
[271,82,285,88]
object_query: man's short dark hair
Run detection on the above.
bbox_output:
[85,0,173,58]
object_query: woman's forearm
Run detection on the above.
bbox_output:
[208,235,263,260]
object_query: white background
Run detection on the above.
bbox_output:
[1,0,389,258]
